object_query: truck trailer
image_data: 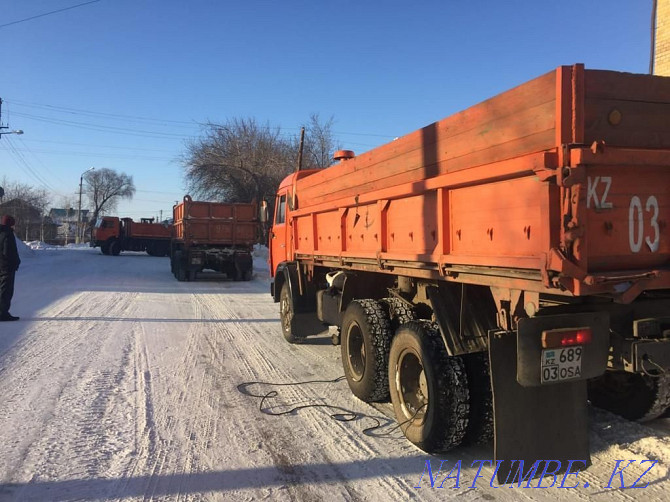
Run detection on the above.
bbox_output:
[170,195,258,282]
[92,216,171,256]
[268,64,670,480]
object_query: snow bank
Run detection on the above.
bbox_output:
[253,244,269,273]
[25,241,58,251]
[15,239,35,260]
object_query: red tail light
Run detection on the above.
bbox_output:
[542,327,592,348]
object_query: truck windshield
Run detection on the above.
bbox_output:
[275,194,286,224]
[95,218,115,229]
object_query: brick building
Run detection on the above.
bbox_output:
[655,0,670,75]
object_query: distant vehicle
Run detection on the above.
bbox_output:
[170,195,258,281]
[92,216,171,256]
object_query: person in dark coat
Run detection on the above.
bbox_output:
[0,214,21,321]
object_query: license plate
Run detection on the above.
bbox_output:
[541,346,583,383]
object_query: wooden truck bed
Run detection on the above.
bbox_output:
[173,196,257,247]
[123,219,171,239]
[286,65,670,301]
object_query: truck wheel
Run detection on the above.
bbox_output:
[379,297,416,331]
[110,240,121,256]
[101,242,110,255]
[462,352,493,445]
[173,252,186,281]
[388,320,469,452]
[280,283,305,343]
[176,264,187,281]
[341,299,393,402]
[588,371,670,422]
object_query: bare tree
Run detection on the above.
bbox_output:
[302,113,339,169]
[0,177,50,214]
[84,168,136,224]
[183,118,295,204]
[0,177,51,240]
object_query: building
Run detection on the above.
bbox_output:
[655,0,670,75]
[0,198,57,242]
[48,208,90,244]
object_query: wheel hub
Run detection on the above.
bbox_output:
[396,349,427,422]
[346,322,366,381]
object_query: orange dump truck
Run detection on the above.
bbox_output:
[92,216,171,256]
[170,195,258,281]
[268,64,670,480]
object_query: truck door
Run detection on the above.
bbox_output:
[270,191,289,277]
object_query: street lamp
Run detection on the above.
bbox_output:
[1,97,23,138]
[0,129,23,137]
[77,167,95,244]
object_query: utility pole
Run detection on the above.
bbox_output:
[0,98,24,140]
[77,167,95,244]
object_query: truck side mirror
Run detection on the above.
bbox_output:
[260,201,268,223]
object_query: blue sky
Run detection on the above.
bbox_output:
[0,0,654,220]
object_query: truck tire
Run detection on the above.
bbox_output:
[379,297,416,331]
[462,352,493,445]
[110,240,121,256]
[173,252,186,281]
[101,242,110,255]
[234,258,253,281]
[280,283,305,343]
[340,299,393,402]
[588,371,670,422]
[388,320,469,452]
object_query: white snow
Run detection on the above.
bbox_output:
[0,242,668,501]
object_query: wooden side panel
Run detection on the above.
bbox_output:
[386,192,439,256]
[584,70,670,148]
[294,215,314,253]
[344,202,379,254]
[126,221,171,239]
[297,70,558,208]
[315,210,343,253]
[449,177,545,258]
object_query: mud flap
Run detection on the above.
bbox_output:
[489,331,590,484]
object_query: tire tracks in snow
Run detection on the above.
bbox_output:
[190,289,421,501]
[0,290,139,500]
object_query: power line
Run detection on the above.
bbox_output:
[7,99,198,127]
[6,99,398,139]
[11,111,194,139]
[22,138,175,153]
[0,137,65,195]
[0,0,103,30]
[9,147,174,162]
[15,136,63,184]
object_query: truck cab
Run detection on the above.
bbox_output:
[93,217,121,248]
[269,170,320,279]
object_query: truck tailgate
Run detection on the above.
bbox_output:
[583,163,669,272]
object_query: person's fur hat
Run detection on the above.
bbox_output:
[1,215,16,227]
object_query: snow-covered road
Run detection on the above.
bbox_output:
[0,245,669,501]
